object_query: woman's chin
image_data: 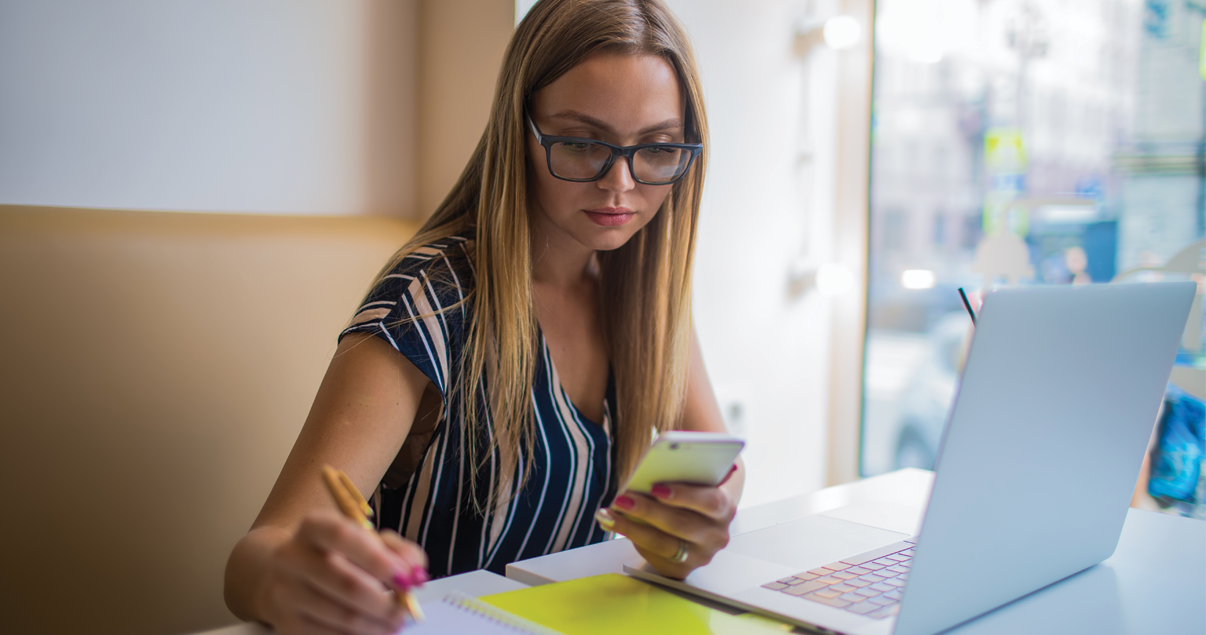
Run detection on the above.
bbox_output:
[578,227,641,252]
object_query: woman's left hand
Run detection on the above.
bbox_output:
[596,468,738,580]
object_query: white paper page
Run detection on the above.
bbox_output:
[399,592,563,635]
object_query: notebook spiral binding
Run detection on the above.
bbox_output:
[441,591,566,634]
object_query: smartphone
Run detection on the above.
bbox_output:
[622,431,745,495]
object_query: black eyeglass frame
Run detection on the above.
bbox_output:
[526,115,703,186]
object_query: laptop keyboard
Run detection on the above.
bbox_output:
[760,539,917,620]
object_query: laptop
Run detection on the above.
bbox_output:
[625,282,1197,635]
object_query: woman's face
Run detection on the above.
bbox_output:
[527,53,686,255]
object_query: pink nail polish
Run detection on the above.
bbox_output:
[651,484,672,499]
[392,571,413,590]
[614,494,635,510]
[413,568,429,585]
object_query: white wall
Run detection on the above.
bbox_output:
[515,1,870,504]
[665,0,860,506]
[5,0,867,507]
[0,0,417,216]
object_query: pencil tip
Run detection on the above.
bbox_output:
[405,594,425,622]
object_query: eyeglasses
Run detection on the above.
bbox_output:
[526,115,703,186]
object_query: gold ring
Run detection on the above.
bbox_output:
[670,539,689,564]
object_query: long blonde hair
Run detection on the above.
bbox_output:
[379,0,708,511]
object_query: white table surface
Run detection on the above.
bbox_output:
[194,469,1205,634]
[945,508,1205,634]
[506,467,936,586]
[508,467,1206,635]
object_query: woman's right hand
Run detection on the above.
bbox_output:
[256,510,429,635]
[224,334,436,632]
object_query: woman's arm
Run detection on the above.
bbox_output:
[601,327,745,579]
[225,333,432,634]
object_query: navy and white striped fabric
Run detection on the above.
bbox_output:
[340,236,617,577]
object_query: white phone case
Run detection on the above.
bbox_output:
[623,431,745,494]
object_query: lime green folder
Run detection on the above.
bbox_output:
[480,574,792,635]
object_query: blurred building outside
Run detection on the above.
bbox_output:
[862,0,1206,481]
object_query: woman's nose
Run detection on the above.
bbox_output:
[597,156,636,193]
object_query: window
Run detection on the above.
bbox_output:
[862,0,1205,478]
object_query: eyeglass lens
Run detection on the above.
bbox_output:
[549,141,691,184]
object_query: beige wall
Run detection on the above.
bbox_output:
[0,206,419,635]
[365,0,421,217]
[417,0,515,217]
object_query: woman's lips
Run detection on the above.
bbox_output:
[583,207,635,226]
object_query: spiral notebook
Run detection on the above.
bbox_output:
[403,591,565,635]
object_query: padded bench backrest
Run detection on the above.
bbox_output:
[0,205,418,635]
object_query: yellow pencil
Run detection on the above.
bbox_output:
[321,465,425,622]
[337,469,375,519]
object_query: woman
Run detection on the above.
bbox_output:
[225,1,743,632]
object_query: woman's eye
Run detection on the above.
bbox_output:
[643,145,682,156]
[562,141,593,151]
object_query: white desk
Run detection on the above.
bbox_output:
[508,468,1206,634]
[195,469,1204,634]
[507,468,935,586]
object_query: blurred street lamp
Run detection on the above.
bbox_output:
[901,269,937,290]
[823,16,862,50]
[1005,1,1049,195]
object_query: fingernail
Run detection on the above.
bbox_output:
[392,571,413,590]
[413,568,429,585]
[719,463,738,485]
[613,494,635,510]
[651,484,672,499]
[595,508,616,529]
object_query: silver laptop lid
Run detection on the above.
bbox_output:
[894,282,1196,635]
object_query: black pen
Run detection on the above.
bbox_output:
[958,287,977,326]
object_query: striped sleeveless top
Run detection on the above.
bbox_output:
[340,236,618,577]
